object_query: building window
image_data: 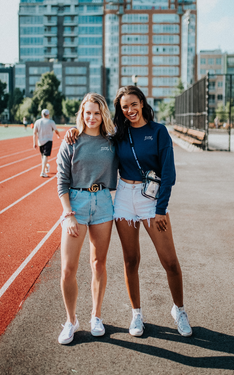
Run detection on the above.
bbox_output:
[216,58,221,65]
[122,35,148,44]
[153,13,179,23]
[65,76,87,85]
[122,14,148,23]
[217,81,223,87]
[200,58,206,64]
[122,24,148,33]
[153,35,179,44]
[208,58,214,65]
[29,67,50,75]
[65,67,87,75]
[153,66,179,76]
[121,56,148,65]
[153,24,179,34]
[217,94,223,100]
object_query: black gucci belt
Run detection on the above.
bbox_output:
[71,184,104,192]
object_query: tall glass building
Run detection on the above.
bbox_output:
[18,0,197,109]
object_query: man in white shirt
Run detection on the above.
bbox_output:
[33,109,60,177]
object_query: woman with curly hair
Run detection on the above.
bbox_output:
[57,93,118,344]
[112,85,192,338]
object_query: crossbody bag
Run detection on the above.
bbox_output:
[128,127,161,201]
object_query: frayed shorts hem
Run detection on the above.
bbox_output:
[114,214,156,227]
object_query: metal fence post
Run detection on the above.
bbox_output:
[205,72,209,150]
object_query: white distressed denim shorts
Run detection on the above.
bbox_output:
[113,179,157,226]
[62,188,114,226]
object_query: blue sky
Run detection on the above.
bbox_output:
[0,0,234,64]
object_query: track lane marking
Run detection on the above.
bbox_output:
[0,175,57,214]
[0,219,61,298]
[0,146,60,168]
[0,148,32,159]
[0,156,57,184]
[0,154,38,168]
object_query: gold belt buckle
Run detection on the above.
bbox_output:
[88,183,99,192]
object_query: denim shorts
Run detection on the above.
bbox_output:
[113,179,157,225]
[62,188,114,226]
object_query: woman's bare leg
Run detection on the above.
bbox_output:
[115,219,141,308]
[89,220,113,318]
[142,213,183,307]
[60,224,87,324]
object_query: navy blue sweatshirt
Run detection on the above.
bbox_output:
[115,121,176,215]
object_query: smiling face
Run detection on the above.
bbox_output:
[119,94,146,128]
[83,101,103,135]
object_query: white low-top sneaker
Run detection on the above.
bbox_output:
[58,316,79,344]
[129,312,144,336]
[171,304,192,337]
[45,163,50,173]
[90,316,105,337]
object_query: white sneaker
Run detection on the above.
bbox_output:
[58,316,79,344]
[40,172,49,178]
[45,163,50,173]
[171,304,192,337]
[129,312,144,336]
[90,316,105,337]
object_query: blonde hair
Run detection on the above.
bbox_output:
[76,93,115,138]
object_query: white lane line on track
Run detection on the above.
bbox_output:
[0,219,61,298]
[0,175,57,214]
[0,154,38,168]
[0,156,57,184]
[0,148,32,159]
[0,146,60,169]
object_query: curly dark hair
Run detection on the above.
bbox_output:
[113,85,154,141]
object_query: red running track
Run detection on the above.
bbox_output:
[0,131,66,335]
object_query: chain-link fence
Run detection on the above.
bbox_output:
[175,73,234,151]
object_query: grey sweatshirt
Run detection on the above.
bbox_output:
[57,133,119,197]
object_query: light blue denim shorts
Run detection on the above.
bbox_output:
[113,179,157,226]
[62,188,114,226]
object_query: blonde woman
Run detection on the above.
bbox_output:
[57,93,118,344]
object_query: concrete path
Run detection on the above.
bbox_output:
[0,144,234,375]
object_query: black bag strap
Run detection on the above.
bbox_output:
[127,127,145,178]
[128,127,161,184]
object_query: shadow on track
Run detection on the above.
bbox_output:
[68,324,234,370]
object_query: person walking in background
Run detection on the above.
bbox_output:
[64,86,192,338]
[214,116,219,129]
[23,116,28,130]
[57,93,118,345]
[33,109,60,177]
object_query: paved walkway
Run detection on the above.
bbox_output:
[0,144,234,375]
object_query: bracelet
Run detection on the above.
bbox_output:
[64,211,76,218]
[61,211,76,223]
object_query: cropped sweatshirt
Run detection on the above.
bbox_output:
[115,121,176,215]
[57,133,118,198]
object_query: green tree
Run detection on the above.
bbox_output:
[30,71,64,118]
[15,97,32,123]
[8,88,24,121]
[158,78,184,122]
[0,80,9,116]
[215,101,234,122]
[62,98,80,117]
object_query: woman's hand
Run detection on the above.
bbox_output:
[155,214,167,232]
[66,216,80,237]
[64,128,79,145]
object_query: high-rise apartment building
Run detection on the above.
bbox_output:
[196,50,225,118]
[18,0,197,110]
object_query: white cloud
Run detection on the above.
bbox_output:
[197,0,220,14]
